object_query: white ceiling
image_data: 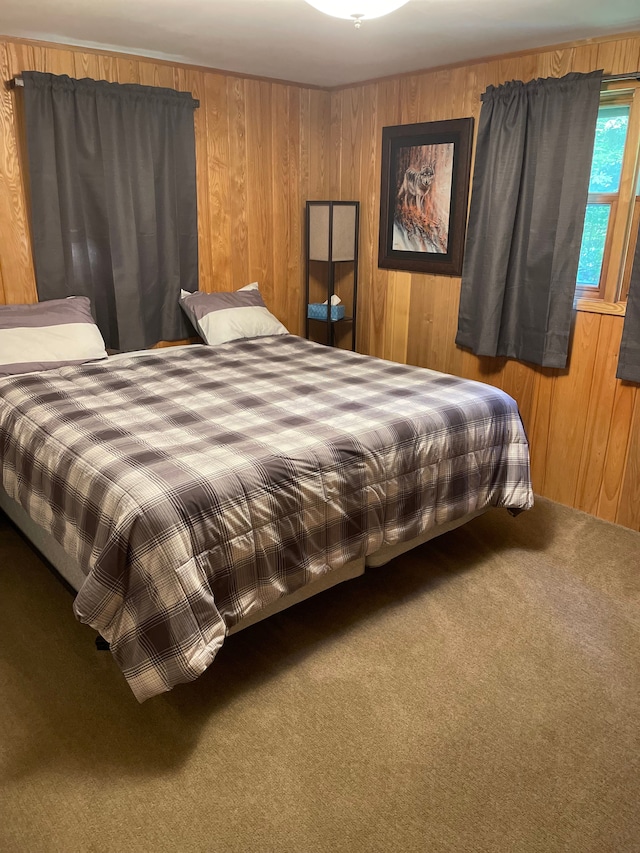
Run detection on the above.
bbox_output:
[2,0,640,87]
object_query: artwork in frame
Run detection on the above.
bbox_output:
[378,118,474,276]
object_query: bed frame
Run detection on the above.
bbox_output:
[0,484,486,636]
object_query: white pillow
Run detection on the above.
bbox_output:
[0,296,108,377]
[179,285,288,346]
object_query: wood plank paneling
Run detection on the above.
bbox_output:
[224,77,250,291]
[571,44,601,74]
[245,80,274,301]
[97,54,119,82]
[287,87,303,334]
[498,359,538,433]
[306,86,330,201]
[575,315,624,515]
[598,382,637,521]
[542,312,600,507]
[271,83,291,324]
[175,67,213,292]
[43,46,75,76]
[203,72,232,292]
[617,390,640,529]
[0,43,36,304]
[359,83,383,356]
[137,61,175,89]
[527,370,556,495]
[73,51,101,80]
[536,48,574,79]
[115,57,139,84]
[498,53,538,85]
[368,78,400,357]
[596,38,640,75]
[330,30,640,530]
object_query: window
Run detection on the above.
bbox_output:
[577,81,640,312]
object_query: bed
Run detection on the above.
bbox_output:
[0,334,534,701]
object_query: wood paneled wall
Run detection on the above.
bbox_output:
[0,37,331,334]
[0,33,638,530]
[329,33,640,530]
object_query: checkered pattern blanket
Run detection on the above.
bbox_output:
[0,337,533,700]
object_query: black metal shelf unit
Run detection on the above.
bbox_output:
[305,200,359,351]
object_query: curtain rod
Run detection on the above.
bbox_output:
[6,75,200,106]
[603,72,640,82]
[7,70,640,91]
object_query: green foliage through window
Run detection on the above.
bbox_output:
[588,104,629,193]
[577,103,630,290]
[577,204,610,287]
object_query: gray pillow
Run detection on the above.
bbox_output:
[0,296,108,377]
[179,284,288,345]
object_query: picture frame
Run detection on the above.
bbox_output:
[378,117,474,277]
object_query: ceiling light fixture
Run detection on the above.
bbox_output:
[304,1,410,28]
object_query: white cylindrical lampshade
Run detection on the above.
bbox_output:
[309,202,357,262]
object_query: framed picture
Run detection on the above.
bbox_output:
[378,117,474,276]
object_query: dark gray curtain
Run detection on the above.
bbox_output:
[617,222,640,382]
[22,71,198,351]
[456,71,603,368]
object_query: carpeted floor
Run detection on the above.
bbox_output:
[0,497,638,853]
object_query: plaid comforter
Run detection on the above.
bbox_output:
[0,336,533,700]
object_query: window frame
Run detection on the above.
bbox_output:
[576,81,640,317]
[619,183,640,302]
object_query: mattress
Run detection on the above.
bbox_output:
[0,483,486,629]
[0,336,533,700]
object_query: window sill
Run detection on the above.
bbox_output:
[576,298,627,316]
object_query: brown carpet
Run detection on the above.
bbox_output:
[0,497,638,853]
